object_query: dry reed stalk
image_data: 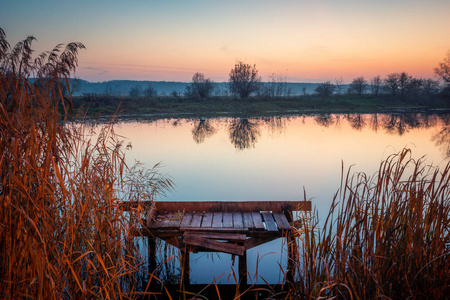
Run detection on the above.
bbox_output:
[291,149,450,299]
[0,29,173,299]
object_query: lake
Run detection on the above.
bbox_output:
[112,112,449,284]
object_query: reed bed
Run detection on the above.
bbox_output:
[290,149,450,299]
[0,29,173,299]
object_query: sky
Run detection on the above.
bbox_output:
[1,0,450,83]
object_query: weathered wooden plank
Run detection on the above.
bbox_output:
[272,212,291,230]
[183,235,244,256]
[180,213,193,228]
[150,201,312,212]
[251,212,265,230]
[184,232,246,242]
[183,227,248,233]
[212,212,223,228]
[233,212,244,228]
[201,212,213,227]
[190,213,203,228]
[223,212,234,228]
[242,213,254,229]
[262,212,278,232]
[155,219,181,229]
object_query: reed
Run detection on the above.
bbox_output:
[0,29,173,299]
[291,149,450,299]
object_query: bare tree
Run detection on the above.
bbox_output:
[144,83,157,97]
[315,81,335,97]
[191,72,215,101]
[335,76,344,95]
[228,60,261,98]
[435,50,450,84]
[398,72,412,97]
[422,78,440,96]
[384,73,400,96]
[129,85,142,98]
[349,76,368,95]
[370,75,382,95]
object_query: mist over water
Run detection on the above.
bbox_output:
[114,113,449,284]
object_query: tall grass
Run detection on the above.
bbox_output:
[291,149,450,299]
[0,29,172,298]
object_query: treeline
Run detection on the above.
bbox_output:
[73,53,450,102]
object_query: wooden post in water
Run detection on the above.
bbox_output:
[181,248,190,289]
[148,237,156,275]
[239,250,247,288]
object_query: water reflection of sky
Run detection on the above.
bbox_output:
[114,113,449,284]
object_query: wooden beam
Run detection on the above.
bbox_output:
[184,232,246,242]
[183,235,244,256]
[262,212,278,232]
[151,201,312,213]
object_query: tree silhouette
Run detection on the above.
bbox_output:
[228,60,261,98]
[190,72,214,101]
[315,81,335,97]
[435,50,450,84]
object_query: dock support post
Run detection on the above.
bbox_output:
[181,248,190,289]
[239,250,247,289]
[148,237,156,274]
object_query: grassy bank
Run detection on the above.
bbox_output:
[72,93,450,119]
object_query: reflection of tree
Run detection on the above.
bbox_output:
[433,126,450,157]
[192,119,217,144]
[370,114,379,132]
[346,114,366,130]
[262,116,286,137]
[229,118,261,150]
[381,113,428,136]
[315,114,335,127]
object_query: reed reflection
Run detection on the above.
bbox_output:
[228,118,261,150]
[191,119,217,144]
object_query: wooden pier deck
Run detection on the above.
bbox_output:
[122,200,311,290]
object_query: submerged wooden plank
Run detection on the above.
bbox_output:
[180,213,193,228]
[201,212,213,227]
[243,213,254,229]
[152,201,312,212]
[183,235,244,256]
[212,212,223,228]
[261,212,278,232]
[233,212,244,228]
[184,232,246,242]
[223,212,234,228]
[272,212,291,230]
[251,212,265,230]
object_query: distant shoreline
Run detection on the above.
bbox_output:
[70,94,450,120]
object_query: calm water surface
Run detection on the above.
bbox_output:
[114,113,449,284]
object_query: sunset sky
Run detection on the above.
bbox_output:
[2,0,450,83]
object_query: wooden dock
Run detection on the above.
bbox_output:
[122,200,311,290]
